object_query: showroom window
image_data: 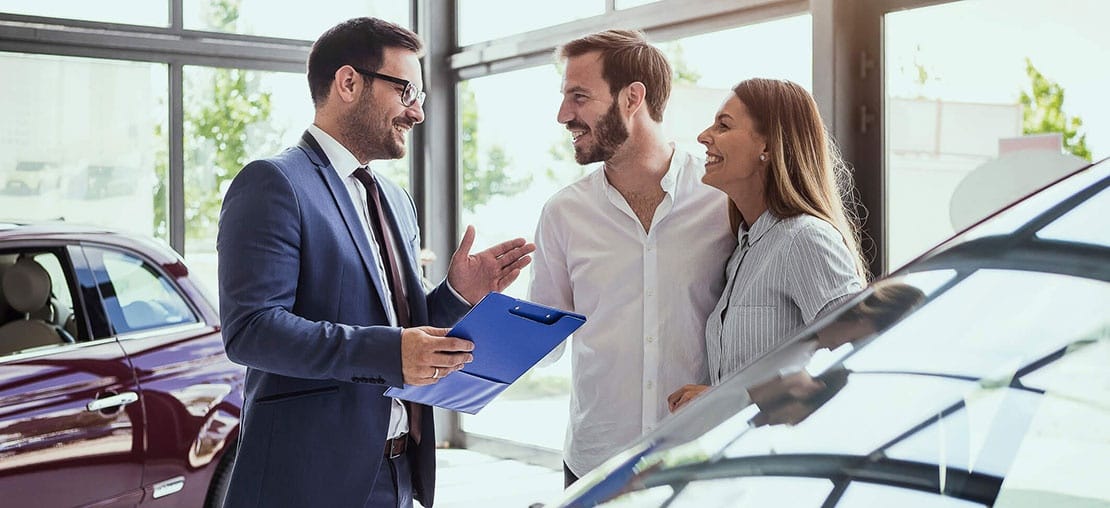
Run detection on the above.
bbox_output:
[183,0,410,40]
[883,0,1108,269]
[1,0,167,26]
[456,11,813,456]
[0,52,168,239]
[457,0,604,46]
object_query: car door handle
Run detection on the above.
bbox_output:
[86,391,139,412]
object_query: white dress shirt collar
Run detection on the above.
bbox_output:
[307,124,367,181]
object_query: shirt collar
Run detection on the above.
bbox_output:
[599,142,684,196]
[740,209,783,245]
[658,143,682,195]
[307,124,364,179]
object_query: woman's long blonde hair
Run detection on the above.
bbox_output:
[733,78,869,280]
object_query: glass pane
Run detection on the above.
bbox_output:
[0,250,78,355]
[457,14,811,451]
[616,0,661,8]
[458,0,604,46]
[997,336,1110,507]
[99,249,197,333]
[938,160,1107,247]
[670,477,832,508]
[183,0,410,40]
[457,65,571,449]
[885,389,1043,478]
[845,270,1110,379]
[884,0,1109,269]
[1036,186,1110,247]
[660,14,812,155]
[1,0,167,26]
[181,66,319,299]
[0,53,168,238]
[838,482,986,508]
[721,373,972,458]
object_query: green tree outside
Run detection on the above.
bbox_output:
[460,80,532,212]
[152,0,275,242]
[1020,57,1092,161]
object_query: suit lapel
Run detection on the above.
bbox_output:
[297,132,394,320]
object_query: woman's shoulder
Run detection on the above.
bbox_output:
[779,214,840,238]
[775,214,850,256]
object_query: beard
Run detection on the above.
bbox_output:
[572,100,629,164]
[341,89,410,162]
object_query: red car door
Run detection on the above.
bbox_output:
[0,246,144,506]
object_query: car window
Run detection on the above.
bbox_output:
[993,336,1110,507]
[837,482,986,507]
[32,253,74,313]
[884,388,1043,477]
[93,248,197,334]
[1035,186,1110,248]
[844,270,1109,379]
[721,373,973,458]
[668,477,832,507]
[0,249,80,356]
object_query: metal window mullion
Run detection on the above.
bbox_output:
[170,0,182,31]
[449,0,806,77]
[169,62,185,255]
[418,0,463,448]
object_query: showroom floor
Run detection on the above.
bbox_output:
[422,448,564,508]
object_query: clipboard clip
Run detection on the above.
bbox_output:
[509,304,561,325]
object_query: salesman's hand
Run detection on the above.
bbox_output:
[668,384,709,413]
[400,326,474,385]
[447,225,536,305]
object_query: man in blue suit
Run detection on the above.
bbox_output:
[217,17,535,508]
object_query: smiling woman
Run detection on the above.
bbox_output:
[667,78,866,413]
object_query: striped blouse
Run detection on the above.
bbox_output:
[706,211,863,384]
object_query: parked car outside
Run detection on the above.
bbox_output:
[546,157,1110,508]
[3,161,61,195]
[0,223,243,507]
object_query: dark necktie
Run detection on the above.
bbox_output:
[353,167,423,444]
[352,167,411,328]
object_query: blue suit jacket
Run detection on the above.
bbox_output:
[217,132,469,507]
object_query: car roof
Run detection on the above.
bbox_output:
[0,221,182,265]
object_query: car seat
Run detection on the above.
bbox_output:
[0,258,73,355]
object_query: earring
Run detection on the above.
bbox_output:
[759,153,767,162]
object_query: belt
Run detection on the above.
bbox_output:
[384,434,408,459]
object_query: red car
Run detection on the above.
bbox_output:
[0,223,242,507]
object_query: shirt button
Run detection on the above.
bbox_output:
[646,336,655,343]
[646,381,654,390]
[646,289,655,297]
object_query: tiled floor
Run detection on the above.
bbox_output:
[421,449,564,508]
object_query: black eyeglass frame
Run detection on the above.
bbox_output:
[350,66,426,107]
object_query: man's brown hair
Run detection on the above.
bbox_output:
[558,29,671,122]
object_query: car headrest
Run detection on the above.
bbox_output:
[1,258,52,314]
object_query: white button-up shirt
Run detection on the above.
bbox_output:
[529,145,735,476]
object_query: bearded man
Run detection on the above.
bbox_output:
[528,29,735,486]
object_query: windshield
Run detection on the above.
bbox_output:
[569,165,1110,508]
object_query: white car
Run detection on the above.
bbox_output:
[546,157,1110,508]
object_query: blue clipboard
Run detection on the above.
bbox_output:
[385,292,585,414]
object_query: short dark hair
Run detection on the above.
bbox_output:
[307,17,424,107]
[558,29,671,122]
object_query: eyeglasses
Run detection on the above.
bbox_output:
[350,66,426,107]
